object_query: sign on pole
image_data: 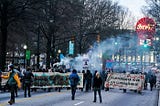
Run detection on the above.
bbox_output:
[26,50,31,60]
[69,41,74,55]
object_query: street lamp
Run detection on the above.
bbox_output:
[58,49,61,62]
[23,45,27,68]
[58,49,61,54]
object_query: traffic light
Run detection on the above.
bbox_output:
[143,40,147,48]
[97,35,100,43]
[115,42,118,45]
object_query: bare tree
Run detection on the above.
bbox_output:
[142,0,160,22]
[0,0,44,71]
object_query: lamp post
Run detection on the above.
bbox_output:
[23,45,27,68]
[58,49,61,62]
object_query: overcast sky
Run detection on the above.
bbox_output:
[113,0,147,19]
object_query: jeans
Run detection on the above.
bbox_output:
[93,87,102,103]
[24,83,31,97]
[10,84,16,102]
[71,85,77,100]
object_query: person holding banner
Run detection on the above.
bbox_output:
[23,67,34,97]
[69,69,80,100]
[93,72,102,103]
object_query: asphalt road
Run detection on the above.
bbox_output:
[0,87,158,106]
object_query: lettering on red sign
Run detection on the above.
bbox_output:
[136,24,155,31]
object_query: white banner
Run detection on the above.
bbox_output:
[105,73,145,91]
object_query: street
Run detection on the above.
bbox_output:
[0,87,158,106]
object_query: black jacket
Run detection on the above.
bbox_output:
[93,77,102,88]
[23,71,34,84]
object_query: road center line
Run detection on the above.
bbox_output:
[74,101,84,106]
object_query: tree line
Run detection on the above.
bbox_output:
[0,0,135,71]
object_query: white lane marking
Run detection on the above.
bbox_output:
[74,101,84,106]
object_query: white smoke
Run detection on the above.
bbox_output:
[60,33,149,73]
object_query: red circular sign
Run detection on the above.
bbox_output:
[136,17,156,39]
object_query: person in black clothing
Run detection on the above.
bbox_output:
[82,70,86,91]
[149,75,154,91]
[93,72,102,103]
[23,67,34,97]
[85,70,92,92]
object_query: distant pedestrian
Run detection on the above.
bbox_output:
[93,72,102,103]
[149,75,154,91]
[23,67,34,97]
[1,64,21,105]
[85,70,92,92]
[69,69,80,100]
[153,75,157,88]
[144,72,148,90]
[82,70,86,91]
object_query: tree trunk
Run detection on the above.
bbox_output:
[0,2,8,71]
[46,39,51,69]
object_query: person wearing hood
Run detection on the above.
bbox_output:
[69,69,80,100]
[1,64,21,105]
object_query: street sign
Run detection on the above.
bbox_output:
[26,50,31,60]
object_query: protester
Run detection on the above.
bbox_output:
[93,72,102,103]
[85,70,92,92]
[23,67,34,97]
[101,70,107,90]
[1,64,21,105]
[69,69,80,100]
[14,68,22,97]
[149,75,154,91]
[82,70,86,91]
[144,72,148,90]
[153,75,157,88]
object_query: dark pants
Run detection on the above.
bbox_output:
[86,80,91,92]
[93,88,102,103]
[150,83,154,91]
[10,84,16,103]
[14,85,18,97]
[71,85,77,100]
[24,83,31,97]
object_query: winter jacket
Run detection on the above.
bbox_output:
[23,71,34,84]
[69,73,80,86]
[1,70,21,88]
[93,77,102,88]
